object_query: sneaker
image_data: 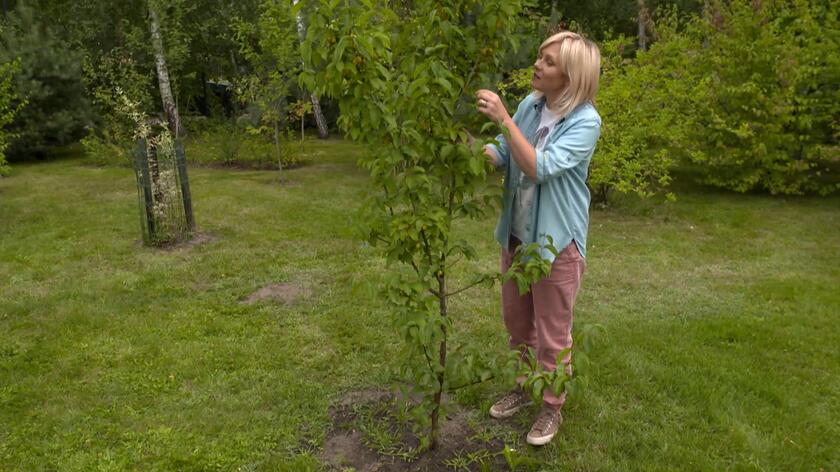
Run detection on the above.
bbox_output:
[489,389,532,419]
[526,405,563,446]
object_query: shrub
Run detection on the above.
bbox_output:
[0,59,22,176]
[186,122,306,170]
[498,2,840,200]
[685,0,839,195]
[590,20,705,203]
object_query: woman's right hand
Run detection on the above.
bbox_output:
[475,89,510,124]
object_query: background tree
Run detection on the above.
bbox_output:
[232,0,302,180]
[148,1,183,137]
[292,0,328,139]
[570,0,701,39]
[0,3,95,158]
[138,0,263,118]
[0,58,22,175]
[637,0,649,50]
[5,0,157,163]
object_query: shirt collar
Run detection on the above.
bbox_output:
[537,96,596,121]
[534,95,565,125]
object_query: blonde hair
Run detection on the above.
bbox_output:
[534,31,601,119]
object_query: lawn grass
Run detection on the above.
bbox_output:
[1,139,838,471]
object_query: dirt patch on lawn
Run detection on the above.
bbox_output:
[320,389,507,471]
[243,282,310,305]
[154,231,217,251]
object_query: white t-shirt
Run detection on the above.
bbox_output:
[511,106,562,241]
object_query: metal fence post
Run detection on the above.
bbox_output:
[134,139,156,242]
[174,138,195,231]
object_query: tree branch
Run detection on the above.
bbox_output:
[444,253,463,270]
[445,275,492,298]
[446,375,494,392]
[421,343,435,374]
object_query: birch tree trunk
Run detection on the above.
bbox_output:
[293,0,329,139]
[638,0,648,51]
[148,5,183,137]
[308,91,329,139]
[549,0,560,31]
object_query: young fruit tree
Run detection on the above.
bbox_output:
[233,0,304,181]
[297,0,528,449]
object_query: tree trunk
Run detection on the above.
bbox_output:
[429,273,448,450]
[229,50,239,75]
[199,69,209,116]
[293,0,330,139]
[148,5,184,137]
[274,120,284,183]
[637,0,648,51]
[549,0,560,32]
[309,95,329,139]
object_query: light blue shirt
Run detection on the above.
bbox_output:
[487,93,602,262]
[511,106,562,241]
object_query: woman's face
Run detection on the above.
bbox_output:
[531,42,568,96]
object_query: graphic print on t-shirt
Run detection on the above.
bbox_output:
[511,106,562,240]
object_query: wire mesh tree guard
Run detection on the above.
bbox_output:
[133,135,195,246]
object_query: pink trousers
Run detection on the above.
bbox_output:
[501,236,586,410]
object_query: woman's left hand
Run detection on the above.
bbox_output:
[475,89,509,124]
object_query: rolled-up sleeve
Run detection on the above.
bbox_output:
[535,118,601,183]
[486,95,531,170]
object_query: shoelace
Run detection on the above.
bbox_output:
[533,409,558,433]
[500,391,525,409]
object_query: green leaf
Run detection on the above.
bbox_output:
[573,350,591,375]
[333,36,348,63]
[551,377,566,396]
[555,347,572,367]
[480,121,497,134]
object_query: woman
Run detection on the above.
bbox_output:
[476,31,601,447]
